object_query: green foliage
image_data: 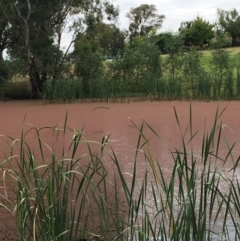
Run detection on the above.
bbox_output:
[107,37,162,96]
[163,34,184,80]
[210,30,232,49]
[156,32,178,54]
[210,48,233,98]
[159,47,240,100]
[44,78,82,102]
[182,47,203,89]
[217,8,240,47]
[234,51,240,69]
[74,37,104,96]
[0,60,9,86]
[0,0,14,60]
[1,81,31,99]
[183,47,203,75]
[94,23,126,57]
[126,4,165,40]
[179,16,214,49]
[0,113,114,240]
[195,71,212,98]
[236,69,240,97]
[4,0,119,98]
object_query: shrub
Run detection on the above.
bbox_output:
[1,81,31,100]
[0,61,9,86]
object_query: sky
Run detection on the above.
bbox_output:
[59,0,240,51]
[115,0,240,32]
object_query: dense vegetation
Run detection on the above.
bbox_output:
[0,2,240,101]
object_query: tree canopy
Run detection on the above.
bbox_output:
[179,17,214,48]
[126,4,165,40]
[86,23,126,58]
[0,0,15,60]
[2,0,118,98]
[2,1,240,100]
[217,8,240,46]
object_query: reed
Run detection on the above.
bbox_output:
[0,106,240,240]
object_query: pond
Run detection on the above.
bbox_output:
[0,100,239,240]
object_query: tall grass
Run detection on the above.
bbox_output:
[43,48,240,102]
[0,106,240,240]
[44,78,83,102]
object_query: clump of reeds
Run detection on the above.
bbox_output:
[0,105,240,240]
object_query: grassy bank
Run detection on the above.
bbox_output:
[200,47,240,71]
[0,106,240,240]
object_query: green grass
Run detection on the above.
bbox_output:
[162,46,240,72]
[0,106,240,240]
[199,54,212,71]
[200,47,240,71]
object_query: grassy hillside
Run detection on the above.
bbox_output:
[200,46,240,71]
[161,46,240,72]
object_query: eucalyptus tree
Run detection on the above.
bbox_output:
[94,23,126,57]
[217,8,240,46]
[126,4,165,40]
[8,0,118,98]
[0,0,15,61]
[156,32,179,54]
[178,21,194,47]
[0,0,17,85]
[76,22,126,58]
[164,34,184,80]
[74,30,104,96]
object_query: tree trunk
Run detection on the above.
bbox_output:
[28,57,48,99]
[0,44,4,61]
[29,58,39,99]
[29,57,45,99]
[40,70,47,94]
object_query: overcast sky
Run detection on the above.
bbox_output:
[115,0,240,32]
[59,0,240,51]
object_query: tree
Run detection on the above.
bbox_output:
[178,21,194,47]
[107,36,162,96]
[0,0,15,61]
[97,23,126,57]
[163,34,184,80]
[182,47,203,90]
[179,17,214,49]
[217,8,240,46]
[0,60,9,85]
[8,0,118,98]
[10,0,64,97]
[126,4,165,40]
[84,23,126,58]
[156,32,179,54]
[74,33,103,96]
[210,29,232,49]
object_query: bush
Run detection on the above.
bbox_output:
[0,61,9,86]
[107,37,162,97]
[44,78,82,102]
[1,81,31,100]
[74,38,104,96]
